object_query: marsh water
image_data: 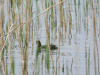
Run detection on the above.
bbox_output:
[0,0,100,75]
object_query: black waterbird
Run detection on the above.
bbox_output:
[36,40,58,50]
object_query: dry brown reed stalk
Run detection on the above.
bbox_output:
[58,0,62,74]
[20,0,28,74]
[70,58,73,72]
[0,5,2,10]
[0,18,5,75]
[0,1,4,48]
[62,8,66,39]
[23,50,28,75]
[12,9,16,40]
[67,4,72,35]
[0,19,3,48]
[99,18,100,35]
[23,0,29,74]
[88,16,90,35]
[91,1,99,74]
[31,1,35,50]
[0,1,7,51]
[28,0,32,43]
[0,20,1,46]
[30,0,34,50]
[32,22,33,50]
[45,0,49,41]
[25,0,28,49]
[28,2,30,42]
[36,22,39,43]
[21,0,23,32]
[2,57,5,75]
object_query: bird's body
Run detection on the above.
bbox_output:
[36,40,58,50]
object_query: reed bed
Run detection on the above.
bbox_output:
[0,0,100,75]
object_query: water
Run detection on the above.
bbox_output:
[0,0,100,75]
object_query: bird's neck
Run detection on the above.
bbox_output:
[38,42,41,47]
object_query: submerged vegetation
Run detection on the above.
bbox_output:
[0,0,100,75]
